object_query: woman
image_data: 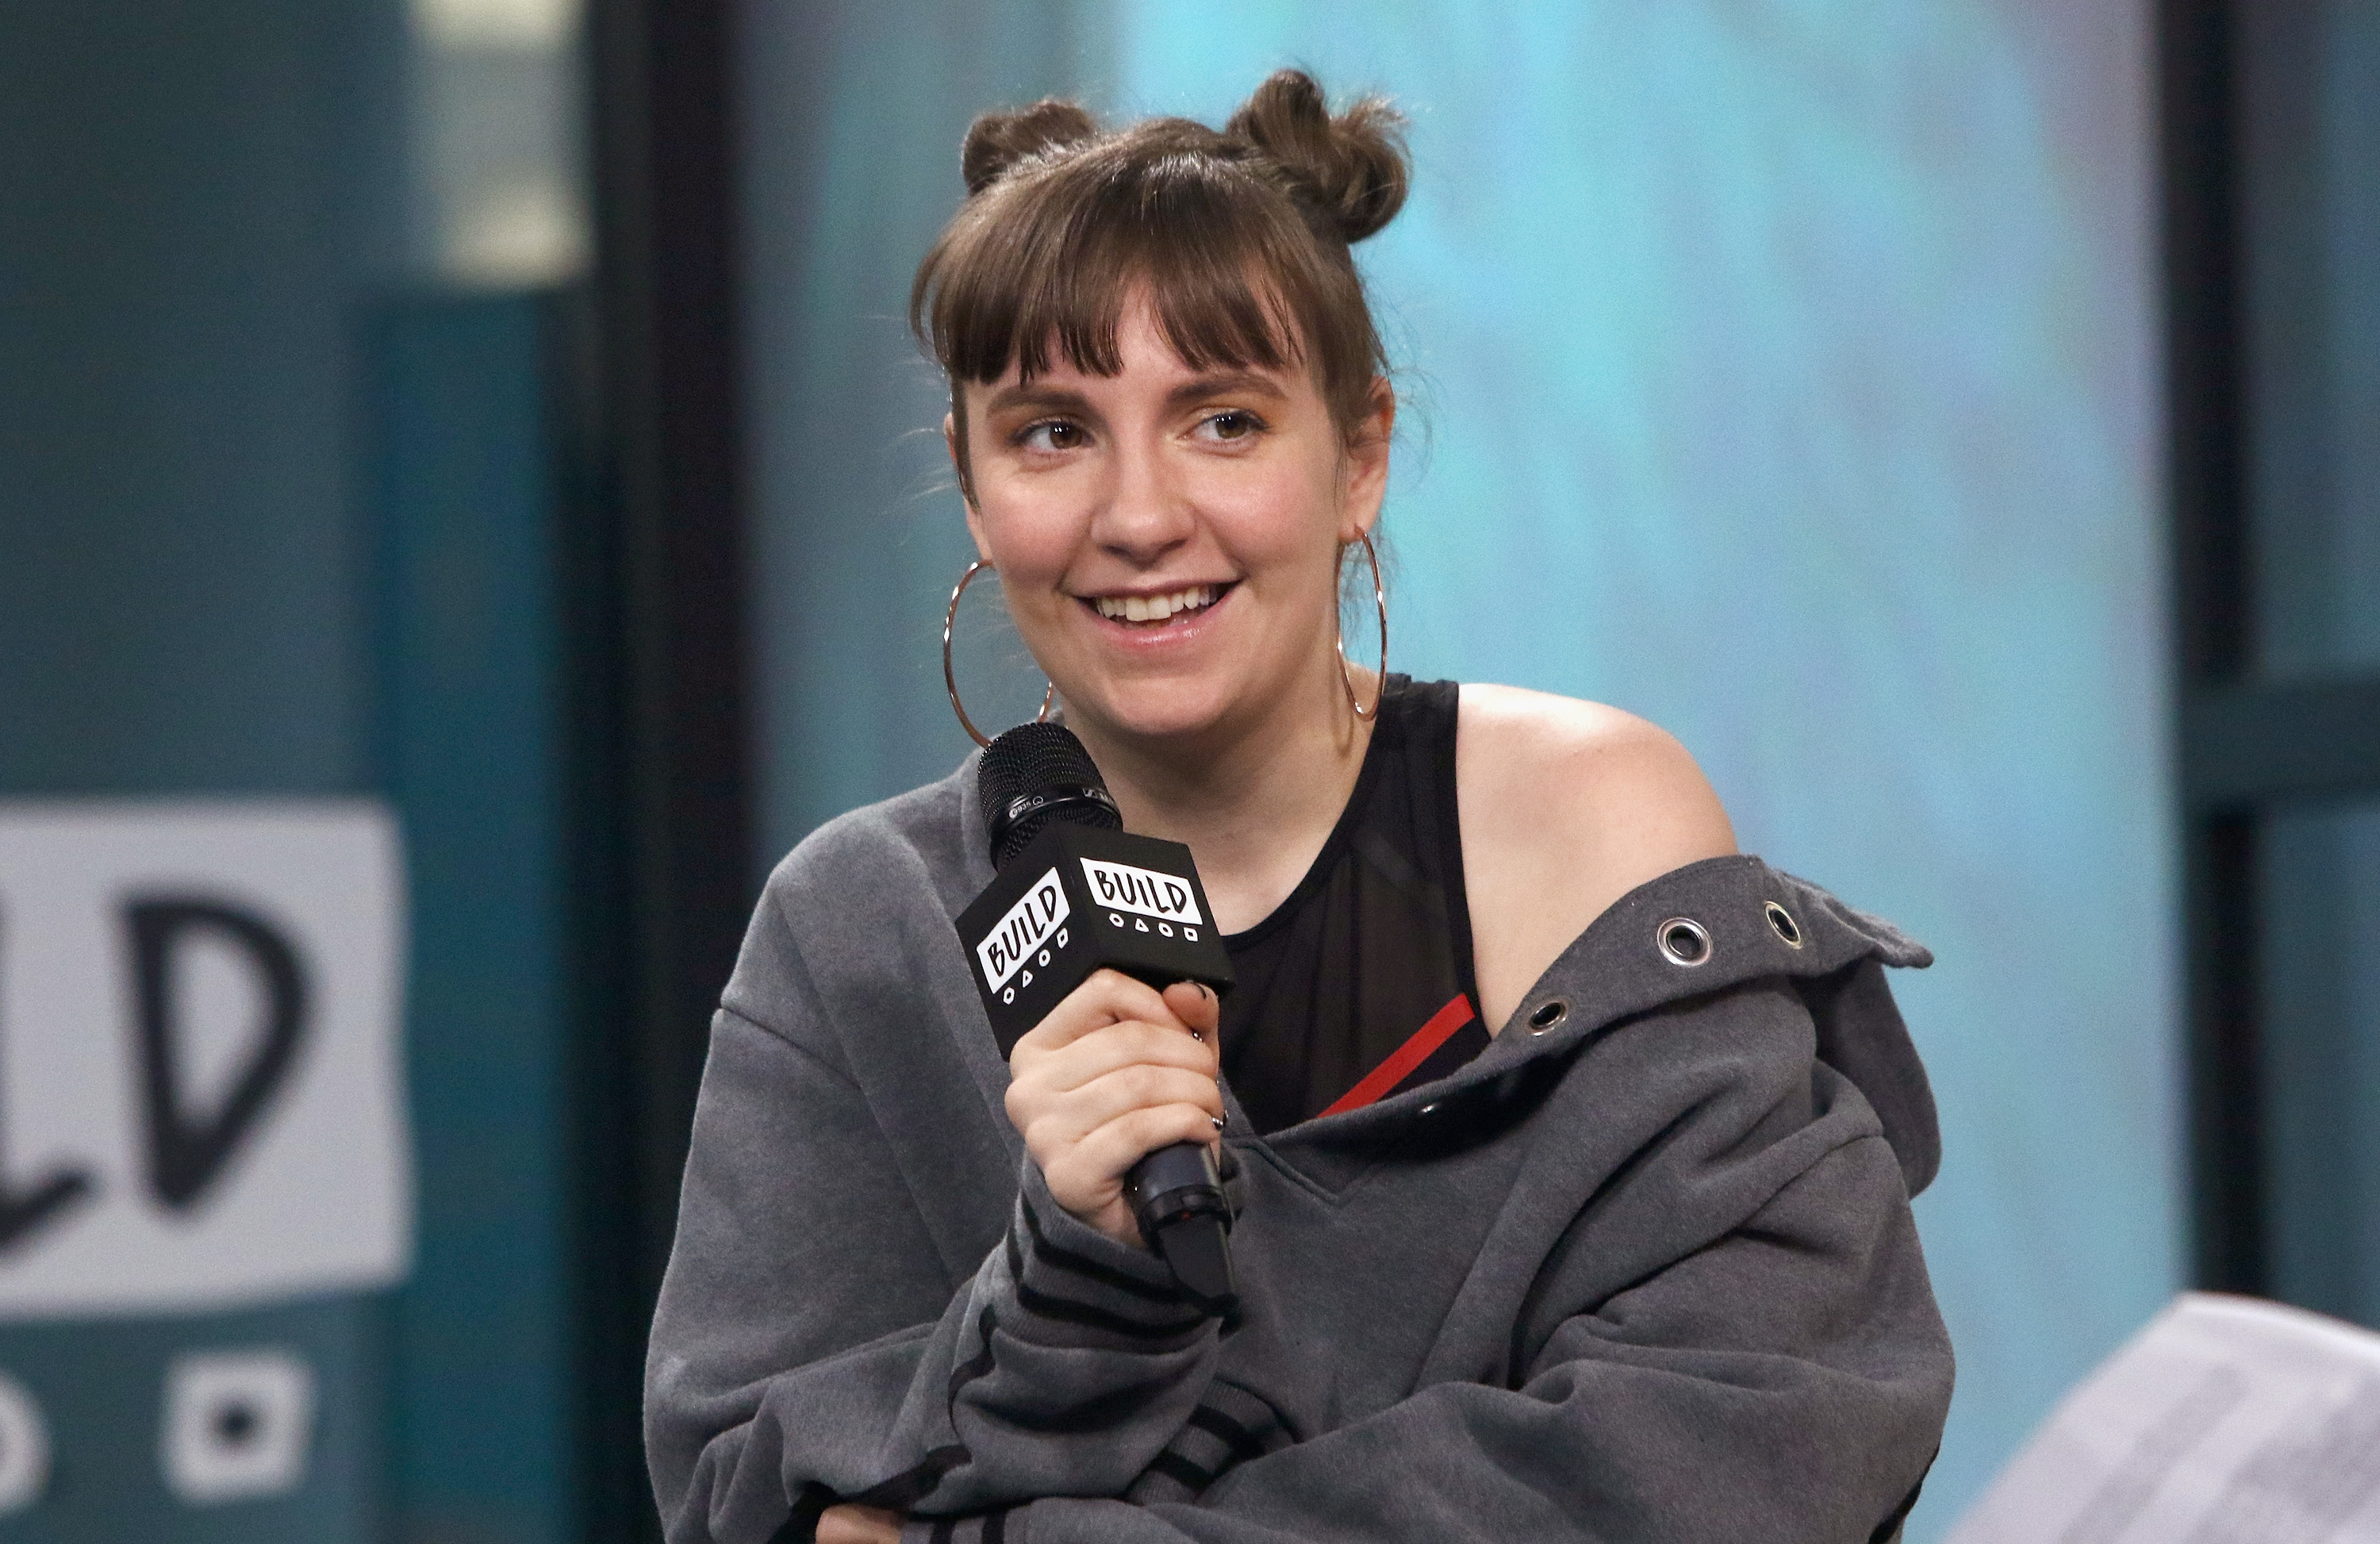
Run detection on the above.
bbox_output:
[647,71,1952,1544]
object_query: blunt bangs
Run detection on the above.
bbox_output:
[912,127,1383,439]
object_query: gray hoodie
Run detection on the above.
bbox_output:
[645,760,1954,1544]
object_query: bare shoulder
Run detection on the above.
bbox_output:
[1455,684,1737,1028]
[1454,684,1736,868]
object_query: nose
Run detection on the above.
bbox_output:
[1088,436,1193,567]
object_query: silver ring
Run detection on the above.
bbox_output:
[1336,531,1388,720]
[943,559,1055,747]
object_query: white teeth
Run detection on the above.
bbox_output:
[1093,585,1219,623]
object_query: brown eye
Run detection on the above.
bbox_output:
[1203,410,1259,441]
[1019,420,1085,451]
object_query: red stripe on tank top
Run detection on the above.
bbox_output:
[1316,993,1478,1118]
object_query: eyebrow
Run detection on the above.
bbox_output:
[980,370,1292,419]
[982,382,1092,417]
[1166,371,1290,410]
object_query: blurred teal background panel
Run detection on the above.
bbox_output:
[0,0,593,1535]
[2260,799,2380,1331]
[2241,0,2380,679]
[0,1,405,1538]
[0,1300,381,1543]
[367,292,588,1544]
[743,2,2176,1538]
[2235,0,2380,1346]
[0,0,405,797]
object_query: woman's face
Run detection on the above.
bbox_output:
[957,290,1392,751]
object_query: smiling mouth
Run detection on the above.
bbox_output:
[1084,582,1233,626]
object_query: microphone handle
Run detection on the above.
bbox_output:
[1126,1140,1236,1314]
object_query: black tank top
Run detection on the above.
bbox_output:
[1217,676,1491,1135]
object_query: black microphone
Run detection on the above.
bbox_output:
[955,721,1237,1313]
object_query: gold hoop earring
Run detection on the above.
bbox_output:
[943,559,1056,748]
[1337,531,1388,721]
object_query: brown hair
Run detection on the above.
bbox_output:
[911,70,1409,498]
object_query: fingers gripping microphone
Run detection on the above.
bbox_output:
[956,722,1237,1313]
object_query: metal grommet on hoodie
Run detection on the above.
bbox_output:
[1656,916,1712,967]
[1764,901,1804,948]
[1527,1000,1568,1035]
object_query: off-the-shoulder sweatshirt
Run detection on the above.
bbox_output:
[644,755,1955,1544]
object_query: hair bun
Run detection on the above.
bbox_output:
[961,99,1100,195]
[1224,69,1408,243]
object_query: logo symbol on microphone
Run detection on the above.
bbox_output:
[977,870,1070,993]
[1080,858,1203,926]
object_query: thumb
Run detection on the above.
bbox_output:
[1162,978,1222,1041]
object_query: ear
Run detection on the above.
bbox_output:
[943,410,966,499]
[1338,377,1396,542]
[946,413,995,558]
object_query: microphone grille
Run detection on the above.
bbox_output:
[978,721,1121,867]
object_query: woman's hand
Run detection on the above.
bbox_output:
[1004,970,1223,1247]
[816,1504,904,1543]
